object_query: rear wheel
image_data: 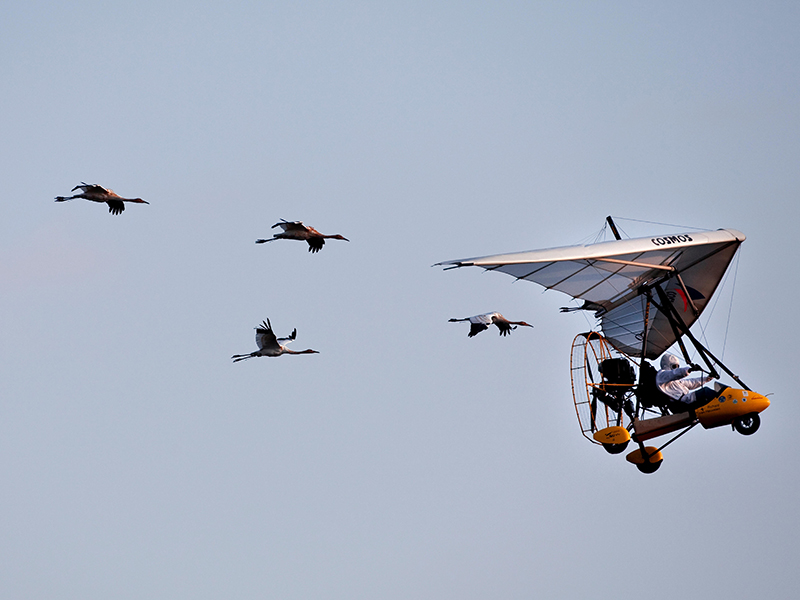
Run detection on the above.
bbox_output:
[636,460,662,474]
[602,441,629,454]
[733,413,761,436]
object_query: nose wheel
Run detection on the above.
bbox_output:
[733,413,760,435]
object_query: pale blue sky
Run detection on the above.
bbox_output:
[2,2,799,598]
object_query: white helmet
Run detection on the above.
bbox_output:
[660,353,681,370]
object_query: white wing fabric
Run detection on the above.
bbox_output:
[438,229,745,358]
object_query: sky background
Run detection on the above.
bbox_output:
[2,1,799,598]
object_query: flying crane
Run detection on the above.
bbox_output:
[256,220,349,253]
[448,312,533,337]
[232,319,319,361]
[55,183,149,215]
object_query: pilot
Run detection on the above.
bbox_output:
[656,353,717,411]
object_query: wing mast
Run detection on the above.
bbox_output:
[606,215,622,241]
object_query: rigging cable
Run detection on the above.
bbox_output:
[721,250,740,361]
[607,216,741,369]
[611,216,710,231]
[684,247,741,366]
[612,220,630,240]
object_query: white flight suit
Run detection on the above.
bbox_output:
[656,366,714,405]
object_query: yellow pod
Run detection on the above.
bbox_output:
[592,426,630,445]
[626,446,663,465]
[696,388,771,429]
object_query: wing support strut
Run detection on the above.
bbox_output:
[650,286,694,368]
[591,257,675,271]
[648,284,750,390]
[634,297,653,416]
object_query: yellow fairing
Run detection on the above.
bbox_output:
[593,426,630,445]
[696,388,770,429]
[626,446,663,465]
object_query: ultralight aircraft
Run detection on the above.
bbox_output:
[437,217,770,473]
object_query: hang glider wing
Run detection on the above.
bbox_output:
[437,229,745,358]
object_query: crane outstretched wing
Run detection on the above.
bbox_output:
[255,320,279,351]
[74,182,111,194]
[273,220,307,232]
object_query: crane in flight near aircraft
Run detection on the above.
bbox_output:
[448,312,533,337]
